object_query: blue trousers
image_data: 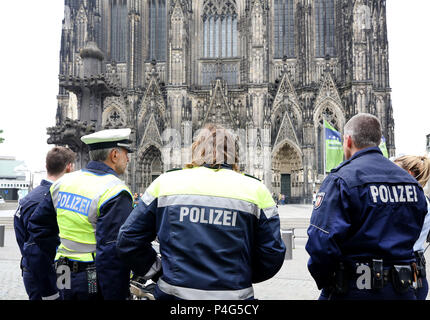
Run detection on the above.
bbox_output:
[59,271,102,300]
[23,271,41,300]
[415,277,429,300]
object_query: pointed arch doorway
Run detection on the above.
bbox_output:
[137,145,164,193]
[272,140,303,204]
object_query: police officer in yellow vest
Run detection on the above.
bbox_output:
[28,128,134,300]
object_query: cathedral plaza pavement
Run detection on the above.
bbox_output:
[1,203,428,300]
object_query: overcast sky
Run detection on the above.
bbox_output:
[0,1,429,173]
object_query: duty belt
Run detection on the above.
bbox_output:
[55,257,95,273]
[352,264,395,285]
[332,259,417,294]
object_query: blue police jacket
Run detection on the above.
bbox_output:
[306,147,428,290]
[27,161,133,300]
[15,179,58,300]
[116,165,286,300]
[14,179,52,269]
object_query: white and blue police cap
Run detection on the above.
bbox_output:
[81,128,134,153]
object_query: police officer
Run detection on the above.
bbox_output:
[306,113,428,300]
[28,128,134,300]
[116,124,286,300]
[14,147,76,300]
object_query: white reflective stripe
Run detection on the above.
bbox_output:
[142,256,162,280]
[158,195,259,217]
[51,172,78,206]
[157,279,254,300]
[57,247,93,257]
[141,191,156,206]
[88,179,125,229]
[51,178,65,207]
[262,206,278,219]
[60,238,96,253]
[42,292,60,300]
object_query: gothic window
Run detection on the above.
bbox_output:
[315,0,336,58]
[201,63,216,85]
[202,0,238,59]
[201,62,239,86]
[149,0,167,62]
[201,1,238,85]
[274,0,295,58]
[111,0,128,62]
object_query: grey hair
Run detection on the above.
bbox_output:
[89,147,119,161]
[344,113,382,149]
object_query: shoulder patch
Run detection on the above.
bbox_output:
[244,173,261,182]
[167,168,183,173]
[314,192,326,210]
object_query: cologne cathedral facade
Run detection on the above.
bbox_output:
[48,0,395,203]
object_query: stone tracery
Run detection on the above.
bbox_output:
[50,0,394,203]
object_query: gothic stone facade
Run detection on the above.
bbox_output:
[53,0,395,203]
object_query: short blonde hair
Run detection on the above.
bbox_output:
[394,155,430,187]
[186,123,240,172]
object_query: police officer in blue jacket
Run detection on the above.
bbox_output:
[306,113,428,300]
[117,124,286,300]
[14,146,76,300]
[27,128,134,300]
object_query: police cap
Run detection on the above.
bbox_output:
[81,128,134,153]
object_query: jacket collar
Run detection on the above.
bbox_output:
[334,147,382,172]
[85,161,118,177]
[349,146,382,162]
[40,179,53,187]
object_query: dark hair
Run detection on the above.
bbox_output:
[344,113,382,149]
[46,147,76,175]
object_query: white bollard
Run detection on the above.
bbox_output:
[281,229,294,260]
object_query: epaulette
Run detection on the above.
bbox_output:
[244,173,261,182]
[166,168,183,173]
